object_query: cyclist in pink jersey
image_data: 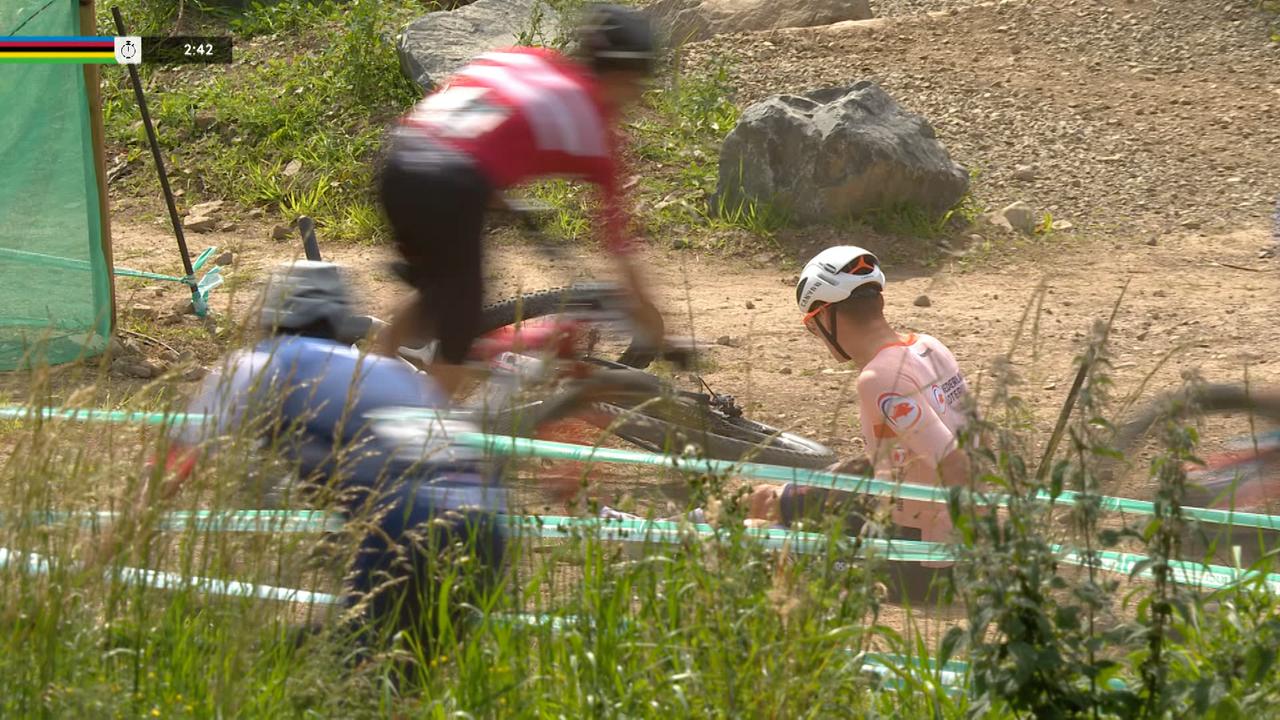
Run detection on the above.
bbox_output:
[746,246,974,543]
[375,4,664,395]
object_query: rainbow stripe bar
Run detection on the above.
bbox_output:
[0,36,116,64]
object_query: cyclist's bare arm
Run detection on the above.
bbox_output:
[936,446,970,488]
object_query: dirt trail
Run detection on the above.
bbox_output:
[109,213,1280,472]
[67,0,1280,641]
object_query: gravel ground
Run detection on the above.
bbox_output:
[871,0,993,17]
[681,0,1280,238]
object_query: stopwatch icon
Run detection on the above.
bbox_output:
[114,36,141,65]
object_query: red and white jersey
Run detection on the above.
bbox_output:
[401,47,631,253]
[856,333,971,487]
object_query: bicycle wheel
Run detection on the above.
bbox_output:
[478,286,654,369]
[588,396,837,469]
[1114,384,1280,455]
[1111,383,1280,565]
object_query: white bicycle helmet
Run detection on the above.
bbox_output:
[795,246,886,314]
[795,246,885,361]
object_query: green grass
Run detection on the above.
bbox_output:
[100,0,990,257]
[4,322,1280,715]
[99,0,420,243]
[631,59,749,241]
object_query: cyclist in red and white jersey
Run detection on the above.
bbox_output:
[376,4,664,394]
[747,247,975,544]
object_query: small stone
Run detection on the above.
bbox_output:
[1049,220,1074,231]
[159,349,180,363]
[999,201,1038,235]
[1043,382,1057,390]
[1179,218,1202,230]
[1153,289,1167,298]
[194,111,217,132]
[715,335,741,347]
[182,366,208,382]
[112,357,158,379]
[214,251,234,266]
[283,159,303,177]
[1137,330,1149,341]
[184,215,216,232]
[983,212,1015,233]
[745,300,756,310]
[671,237,694,250]
[187,200,224,217]
[270,224,293,241]
[125,305,160,321]
[171,298,193,316]
[779,367,793,375]
[913,294,933,307]
[1145,237,1158,246]
[1012,164,1038,181]
[248,207,265,218]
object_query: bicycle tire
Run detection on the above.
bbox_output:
[1109,384,1280,565]
[478,286,655,369]
[1114,384,1280,459]
[589,397,837,469]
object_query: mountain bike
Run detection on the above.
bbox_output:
[296,216,837,471]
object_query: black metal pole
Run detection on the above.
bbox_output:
[298,216,321,261]
[110,7,198,298]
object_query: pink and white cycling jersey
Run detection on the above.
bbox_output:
[856,333,971,487]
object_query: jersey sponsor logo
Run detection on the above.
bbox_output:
[930,384,947,414]
[888,447,909,467]
[878,392,922,431]
[939,373,968,406]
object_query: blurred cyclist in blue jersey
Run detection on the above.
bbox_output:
[150,260,506,651]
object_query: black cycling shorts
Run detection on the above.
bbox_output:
[778,483,873,537]
[377,128,493,364]
[777,484,923,541]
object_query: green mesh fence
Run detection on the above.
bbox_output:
[0,0,112,370]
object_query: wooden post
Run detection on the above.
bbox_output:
[80,0,116,328]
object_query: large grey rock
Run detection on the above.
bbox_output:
[398,0,562,92]
[647,0,872,44]
[716,82,968,225]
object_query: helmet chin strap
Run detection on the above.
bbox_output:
[816,307,852,362]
